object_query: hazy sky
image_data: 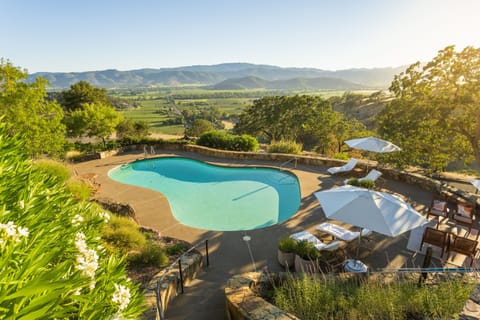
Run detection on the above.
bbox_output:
[2,0,479,73]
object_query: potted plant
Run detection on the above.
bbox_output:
[277,236,297,269]
[294,240,322,273]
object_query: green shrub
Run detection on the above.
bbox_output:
[278,236,298,253]
[333,152,350,160]
[0,122,145,318]
[273,275,474,319]
[66,178,93,201]
[102,215,147,255]
[128,241,169,267]
[65,149,84,161]
[117,136,189,147]
[234,134,259,151]
[33,159,71,184]
[267,140,302,154]
[346,178,376,189]
[165,243,188,256]
[295,240,321,260]
[196,130,259,151]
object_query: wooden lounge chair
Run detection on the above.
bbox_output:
[447,234,478,267]
[420,227,449,257]
[452,201,475,233]
[327,158,358,175]
[426,195,449,225]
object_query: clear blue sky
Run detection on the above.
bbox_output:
[2,0,479,73]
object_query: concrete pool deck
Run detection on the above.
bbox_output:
[71,150,476,319]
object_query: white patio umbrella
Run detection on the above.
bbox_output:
[345,136,401,171]
[314,185,428,267]
[469,179,480,194]
[345,136,401,153]
[313,185,427,238]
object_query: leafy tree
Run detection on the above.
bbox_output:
[185,119,215,137]
[377,45,480,171]
[60,80,111,111]
[327,115,369,155]
[65,102,123,148]
[0,59,66,157]
[181,106,224,131]
[234,95,364,153]
[116,119,150,139]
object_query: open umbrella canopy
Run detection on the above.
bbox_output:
[345,136,401,153]
[313,185,427,237]
[470,179,480,192]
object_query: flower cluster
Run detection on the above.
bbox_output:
[112,283,131,311]
[74,232,98,289]
[99,211,110,223]
[71,214,84,226]
[0,221,29,244]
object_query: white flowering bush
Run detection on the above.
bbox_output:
[0,122,145,318]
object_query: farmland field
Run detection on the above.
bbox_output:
[113,87,373,135]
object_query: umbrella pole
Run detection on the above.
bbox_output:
[356,230,362,261]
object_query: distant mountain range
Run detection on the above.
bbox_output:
[27,62,407,90]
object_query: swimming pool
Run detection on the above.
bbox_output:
[108,157,301,231]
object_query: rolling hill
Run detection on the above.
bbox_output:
[27,62,407,90]
[211,76,366,90]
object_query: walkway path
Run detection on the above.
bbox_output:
[73,151,447,319]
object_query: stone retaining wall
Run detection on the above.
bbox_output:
[142,251,203,319]
[225,271,480,320]
[225,272,299,320]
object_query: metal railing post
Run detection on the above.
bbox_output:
[418,247,433,286]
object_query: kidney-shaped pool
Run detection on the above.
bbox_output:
[108,157,301,231]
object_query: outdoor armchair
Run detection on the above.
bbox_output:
[452,201,475,233]
[327,158,358,175]
[447,234,478,267]
[426,195,449,225]
[420,227,449,258]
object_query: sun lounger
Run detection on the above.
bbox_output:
[344,169,382,185]
[316,222,371,242]
[327,158,358,175]
[290,230,341,251]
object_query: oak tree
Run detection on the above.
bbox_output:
[377,45,480,171]
[0,60,66,157]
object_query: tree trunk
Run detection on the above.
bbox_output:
[474,112,480,168]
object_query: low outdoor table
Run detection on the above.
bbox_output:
[343,259,368,273]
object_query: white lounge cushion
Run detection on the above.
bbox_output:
[316,222,372,242]
[290,230,327,250]
[344,169,382,185]
[316,222,360,241]
[327,158,358,175]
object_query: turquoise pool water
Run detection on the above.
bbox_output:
[108,157,301,231]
